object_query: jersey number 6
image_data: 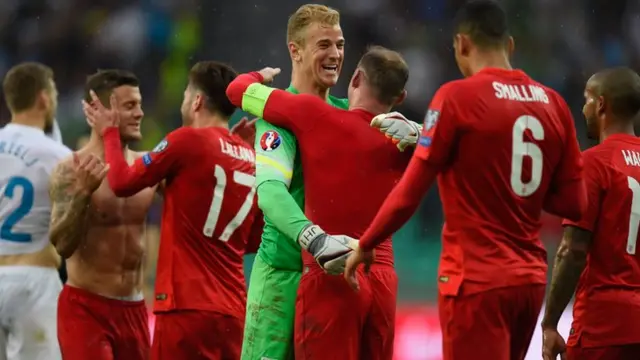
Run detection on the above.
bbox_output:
[511,115,544,197]
[203,165,256,242]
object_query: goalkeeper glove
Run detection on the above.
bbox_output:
[298,224,359,275]
[370,112,423,152]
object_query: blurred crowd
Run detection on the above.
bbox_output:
[1,0,638,300]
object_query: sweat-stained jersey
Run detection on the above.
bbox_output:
[415,67,584,296]
[253,86,348,271]
[563,134,640,348]
[101,126,262,319]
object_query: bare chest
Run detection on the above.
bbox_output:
[88,180,156,226]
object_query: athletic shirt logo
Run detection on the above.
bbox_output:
[260,131,281,151]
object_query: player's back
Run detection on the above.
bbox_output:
[571,135,640,346]
[0,123,70,255]
[436,68,578,294]
[297,108,412,266]
[153,126,258,318]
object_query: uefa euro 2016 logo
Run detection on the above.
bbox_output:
[260,130,281,151]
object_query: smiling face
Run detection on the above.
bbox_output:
[112,85,144,141]
[296,22,344,88]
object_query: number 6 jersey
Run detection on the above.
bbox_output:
[101,126,262,319]
[562,134,640,347]
[0,123,71,255]
[415,68,585,297]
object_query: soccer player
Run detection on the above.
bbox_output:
[541,68,640,360]
[227,46,417,359]
[50,70,153,360]
[0,62,69,360]
[84,61,262,359]
[344,1,587,360]
[241,4,350,360]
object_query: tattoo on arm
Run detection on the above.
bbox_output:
[48,162,92,259]
[542,226,592,329]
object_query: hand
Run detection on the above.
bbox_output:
[230,116,257,145]
[298,225,359,275]
[73,152,109,194]
[83,90,120,136]
[257,67,281,84]
[370,112,423,152]
[343,247,375,291]
[542,327,567,360]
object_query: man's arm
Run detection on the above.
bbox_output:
[359,84,459,250]
[541,150,604,329]
[226,72,330,134]
[102,128,186,197]
[49,161,91,259]
[543,95,587,221]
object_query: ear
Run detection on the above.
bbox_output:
[394,89,407,106]
[456,34,471,57]
[289,41,302,63]
[507,36,515,57]
[38,90,49,110]
[192,93,204,112]
[351,69,362,89]
[596,95,606,118]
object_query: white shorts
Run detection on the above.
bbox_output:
[0,266,62,360]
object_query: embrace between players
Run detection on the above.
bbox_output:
[2,1,640,360]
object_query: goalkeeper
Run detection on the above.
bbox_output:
[240,5,351,360]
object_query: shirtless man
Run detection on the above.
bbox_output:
[0,62,70,360]
[49,69,154,360]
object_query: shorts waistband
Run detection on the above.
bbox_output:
[63,284,145,307]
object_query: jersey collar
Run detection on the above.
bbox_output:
[3,123,45,136]
[286,85,299,94]
[476,67,528,79]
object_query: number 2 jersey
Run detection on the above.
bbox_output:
[102,126,262,319]
[563,134,640,347]
[0,123,71,254]
[417,68,584,296]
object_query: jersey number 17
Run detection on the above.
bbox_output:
[202,165,256,242]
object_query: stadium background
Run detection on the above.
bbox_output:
[0,0,638,358]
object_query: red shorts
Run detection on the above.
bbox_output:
[439,284,545,360]
[295,265,397,360]
[567,343,640,360]
[57,285,149,360]
[151,310,244,360]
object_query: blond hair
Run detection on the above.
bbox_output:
[287,4,340,46]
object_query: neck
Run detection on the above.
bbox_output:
[85,130,128,155]
[11,110,46,131]
[192,113,229,129]
[290,69,329,99]
[349,89,391,115]
[600,119,636,142]
[468,50,512,76]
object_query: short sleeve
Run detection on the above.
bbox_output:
[562,151,606,231]
[254,119,297,188]
[414,82,459,168]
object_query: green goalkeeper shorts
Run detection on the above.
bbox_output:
[241,254,300,360]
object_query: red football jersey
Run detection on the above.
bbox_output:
[415,68,584,296]
[563,134,640,347]
[103,126,260,318]
[227,73,412,268]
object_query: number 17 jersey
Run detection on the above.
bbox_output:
[563,134,640,347]
[416,68,583,296]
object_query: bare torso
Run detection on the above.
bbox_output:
[66,148,155,297]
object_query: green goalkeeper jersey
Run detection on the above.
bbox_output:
[254,85,348,271]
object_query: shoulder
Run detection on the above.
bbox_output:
[328,95,349,109]
[430,80,468,106]
[33,137,72,168]
[582,144,613,170]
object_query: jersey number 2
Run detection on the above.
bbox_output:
[511,115,544,197]
[203,165,256,241]
[1,177,34,242]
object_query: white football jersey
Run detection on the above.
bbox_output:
[0,123,71,255]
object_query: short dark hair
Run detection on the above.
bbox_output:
[592,67,640,120]
[357,46,409,105]
[188,61,237,117]
[84,69,139,106]
[3,62,54,113]
[453,0,509,49]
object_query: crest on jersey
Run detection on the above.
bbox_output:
[260,131,281,151]
[424,109,440,131]
[153,139,168,153]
